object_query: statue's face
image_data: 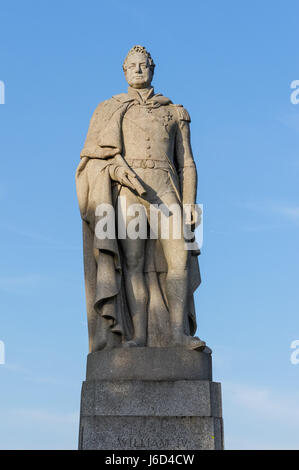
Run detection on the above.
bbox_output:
[124,52,153,89]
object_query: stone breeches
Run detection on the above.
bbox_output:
[124,167,178,204]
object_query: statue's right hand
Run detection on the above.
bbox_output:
[110,165,137,191]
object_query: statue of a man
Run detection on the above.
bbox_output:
[76,45,205,352]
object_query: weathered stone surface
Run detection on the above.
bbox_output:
[79,343,224,450]
[80,380,221,417]
[79,415,223,450]
[86,347,212,381]
[79,378,224,450]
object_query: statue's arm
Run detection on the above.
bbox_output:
[80,104,105,159]
[175,112,198,205]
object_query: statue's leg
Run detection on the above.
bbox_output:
[117,188,148,347]
[157,193,206,350]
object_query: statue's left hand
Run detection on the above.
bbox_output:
[183,204,201,226]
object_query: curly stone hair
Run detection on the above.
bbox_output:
[123,45,155,72]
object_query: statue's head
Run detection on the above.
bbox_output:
[123,45,155,89]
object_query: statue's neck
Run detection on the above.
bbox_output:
[128,86,154,102]
[137,87,152,98]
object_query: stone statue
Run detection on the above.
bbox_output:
[76,45,206,353]
[77,47,224,451]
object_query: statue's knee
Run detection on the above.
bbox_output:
[123,253,144,272]
[166,250,188,273]
[167,267,188,280]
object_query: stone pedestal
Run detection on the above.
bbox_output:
[78,348,224,450]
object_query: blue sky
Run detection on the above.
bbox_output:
[0,0,299,449]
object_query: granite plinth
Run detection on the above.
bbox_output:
[79,348,224,450]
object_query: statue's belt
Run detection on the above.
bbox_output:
[124,158,172,170]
